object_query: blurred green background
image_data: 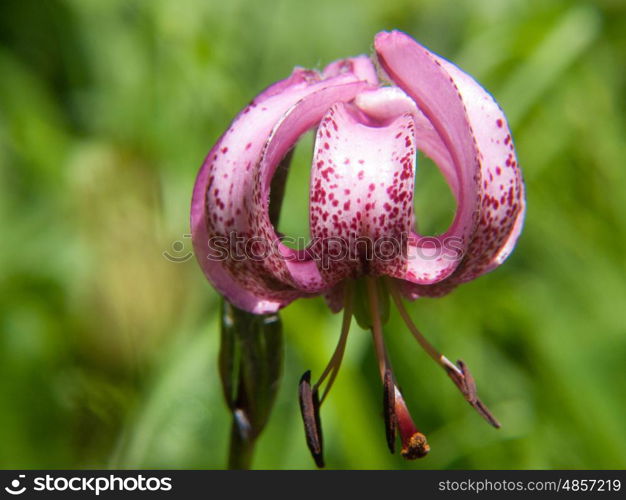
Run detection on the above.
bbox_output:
[1,0,625,470]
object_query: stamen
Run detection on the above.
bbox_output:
[387,278,501,429]
[382,368,396,453]
[444,359,501,428]
[299,284,354,468]
[298,370,324,468]
[314,283,354,403]
[366,277,430,459]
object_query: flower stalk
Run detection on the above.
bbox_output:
[219,292,283,469]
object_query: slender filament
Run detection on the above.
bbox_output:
[365,276,389,380]
[386,278,462,377]
[314,283,354,403]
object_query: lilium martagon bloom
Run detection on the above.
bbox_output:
[191,30,525,467]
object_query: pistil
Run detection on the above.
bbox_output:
[366,276,429,459]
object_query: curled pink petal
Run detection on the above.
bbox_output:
[374,30,524,294]
[191,67,370,313]
[308,102,416,287]
[431,56,525,282]
[374,31,480,285]
[355,87,457,196]
[251,81,373,293]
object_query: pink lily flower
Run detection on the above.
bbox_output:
[191,30,525,466]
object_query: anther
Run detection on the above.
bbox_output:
[298,371,324,468]
[442,357,501,428]
[383,368,396,454]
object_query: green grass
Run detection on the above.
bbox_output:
[1,0,625,469]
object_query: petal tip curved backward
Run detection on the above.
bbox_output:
[374,30,413,55]
[323,55,379,86]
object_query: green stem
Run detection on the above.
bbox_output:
[228,416,256,470]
